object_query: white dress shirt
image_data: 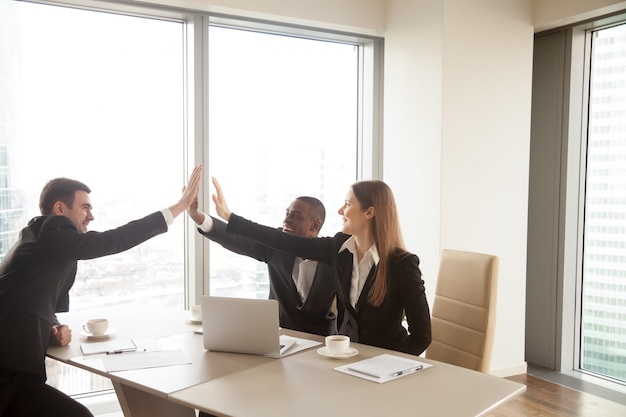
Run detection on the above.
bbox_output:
[160,208,175,226]
[196,212,213,232]
[339,236,380,307]
[292,257,317,302]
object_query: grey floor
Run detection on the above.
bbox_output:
[527,363,626,406]
[77,392,121,417]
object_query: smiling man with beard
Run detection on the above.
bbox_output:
[188,194,337,336]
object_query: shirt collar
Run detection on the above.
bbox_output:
[339,236,380,264]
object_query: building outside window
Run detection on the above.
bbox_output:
[581,22,626,384]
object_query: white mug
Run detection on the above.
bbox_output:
[190,304,202,321]
[325,335,350,355]
[83,318,109,336]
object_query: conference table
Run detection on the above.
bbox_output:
[48,304,525,417]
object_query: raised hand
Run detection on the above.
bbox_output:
[211,177,232,221]
[179,165,203,209]
[169,165,202,219]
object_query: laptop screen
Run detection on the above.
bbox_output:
[201,296,282,356]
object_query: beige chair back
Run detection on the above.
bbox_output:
[425,249,499,373]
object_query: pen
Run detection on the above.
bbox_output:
[105,348,144,355]
[348,364,424,379]
[390,365,423,377]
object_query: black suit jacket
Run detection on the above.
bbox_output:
[0,212,168,380]
[201,216,336,336]
[227,213,432,356]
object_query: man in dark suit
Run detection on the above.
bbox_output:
[188,195,337,336]
[0,166,201,417]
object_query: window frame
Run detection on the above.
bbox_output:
[194,14,383,302]
[528,10,626,397]
[575,19,626,385]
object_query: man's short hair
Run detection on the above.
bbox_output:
[295,196,326,228]
[39,178,91,215]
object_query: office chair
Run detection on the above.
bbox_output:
[425,249,499,373]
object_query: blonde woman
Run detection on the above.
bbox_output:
[210,177,431,356]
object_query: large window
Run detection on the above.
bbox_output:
[2,0,379,313]
[7,1,186,398]
[207,25,358,298]
[2,0,381,401]
[10,1,186,312]
[580,22,626,384]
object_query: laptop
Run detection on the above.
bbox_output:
[200,296,295,357]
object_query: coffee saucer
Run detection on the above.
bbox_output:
[80,328,117,339]
[317,347,359,359]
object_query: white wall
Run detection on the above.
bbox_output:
[385,0,533,376]
[441,0,533,375]
[382,0,443,326]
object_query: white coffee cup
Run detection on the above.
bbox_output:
[325,335,350,355]
[190,304,202,321]
[83,318,109,336]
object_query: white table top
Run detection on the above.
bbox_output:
[169,338,525,417]
[48,305,275,396]
[48,305,525,416]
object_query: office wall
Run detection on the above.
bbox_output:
[382,0,443,340]
[441,0,533,376]
[385,0,534,376]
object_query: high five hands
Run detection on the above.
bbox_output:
[170,165,203,219]
[211,177,232,222]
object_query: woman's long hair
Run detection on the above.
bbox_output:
[351,180,409,306]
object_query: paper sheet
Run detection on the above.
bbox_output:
[264,335,322,358]
[335,353,431,383]
[103,349,191,372]
[80,339,137,355]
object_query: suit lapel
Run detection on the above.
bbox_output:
[356,264,377,309]
[336,249,355,314]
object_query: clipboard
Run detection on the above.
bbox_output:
[335,354,431,383]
